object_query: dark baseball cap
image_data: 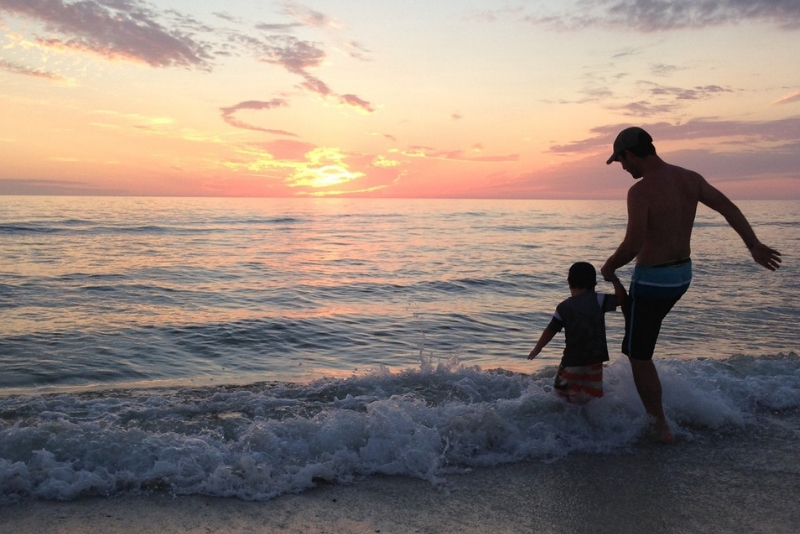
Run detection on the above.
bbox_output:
[606,127,653,164]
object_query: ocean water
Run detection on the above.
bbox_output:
[0,196,798,503]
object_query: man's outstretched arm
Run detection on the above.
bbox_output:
[698,179,782,270]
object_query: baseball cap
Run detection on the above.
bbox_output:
[606,127,653,164]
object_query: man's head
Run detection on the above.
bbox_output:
[606,127,656,165]
[568,262,597,290]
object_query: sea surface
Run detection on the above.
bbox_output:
[1,196,798,503]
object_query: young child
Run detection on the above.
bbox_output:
[528,262,627,403]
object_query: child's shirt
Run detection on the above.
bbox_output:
[547,291,618,366]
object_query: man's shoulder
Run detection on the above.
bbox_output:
[665,163,703,180]
[633,163,704,195]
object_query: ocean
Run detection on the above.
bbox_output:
[1,196,798,505]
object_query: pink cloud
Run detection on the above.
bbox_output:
[220,99,297,136]
[339,94,375,113]
[253,139,317,160]
[298,74,333,97]
[251,35,374,111]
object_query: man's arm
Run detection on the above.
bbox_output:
[601,187,647,281]
[698,179,782,271]
[528,327,557,360]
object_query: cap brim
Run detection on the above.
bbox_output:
[605,153,617,165]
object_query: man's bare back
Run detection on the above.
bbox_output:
[628,162,699,266]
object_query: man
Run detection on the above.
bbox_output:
[601,126,781,442]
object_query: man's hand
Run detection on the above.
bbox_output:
[750,242,782,271]
[600,263,616,282]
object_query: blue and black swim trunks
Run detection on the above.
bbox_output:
[622,258,692,360]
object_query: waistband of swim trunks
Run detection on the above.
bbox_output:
[651,257,691,268]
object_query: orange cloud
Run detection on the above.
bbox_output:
[772,90,800,105]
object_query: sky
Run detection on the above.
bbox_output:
[1,0,799,199]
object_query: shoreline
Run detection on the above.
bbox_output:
[3,431,798,534]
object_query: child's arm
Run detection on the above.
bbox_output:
[528,327,557,360]
[609,275,627,308]
[608,275,630,320]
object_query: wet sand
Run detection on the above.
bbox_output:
[3,432,798,534]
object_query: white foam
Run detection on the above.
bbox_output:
[1,353,798,503]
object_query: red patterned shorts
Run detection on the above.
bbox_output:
[554,363,603,403]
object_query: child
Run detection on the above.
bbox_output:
[528,262,627,403]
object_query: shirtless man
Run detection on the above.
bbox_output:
[601,127,781,442]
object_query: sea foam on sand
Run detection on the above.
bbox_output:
[2,425,798,534]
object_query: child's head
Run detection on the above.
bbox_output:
[568,262,597,290]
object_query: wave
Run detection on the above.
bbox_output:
[1,353,797,504]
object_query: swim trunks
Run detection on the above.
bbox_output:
[623,259,692,360]
[554,363,603,403]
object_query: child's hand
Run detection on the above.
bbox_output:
[527,348,540,360]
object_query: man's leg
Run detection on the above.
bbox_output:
[629,358,673,443]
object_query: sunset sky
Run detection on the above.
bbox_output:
[1,0,798,199]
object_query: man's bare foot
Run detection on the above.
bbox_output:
[652,420,674,443]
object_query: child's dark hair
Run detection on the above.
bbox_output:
[568,262,597,290]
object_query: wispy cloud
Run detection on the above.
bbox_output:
[342,40,371,61]
[599,82,735,116]
[244,33,374,113]
[282,1,341,29]
[254,22,303,33]
[339,94,375,113]
[403,145,519,163]
[644,82,731,100]
[1,0,375,114]
[650,63,679,76]
[256,34,326,74]
[608,101,678,117]
[520,0,800,31]
[220,99,297,136]
[772,90,800,105]
[0,0,213,67]
[0,58,66,80]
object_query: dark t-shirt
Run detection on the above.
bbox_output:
[547,291,618,367]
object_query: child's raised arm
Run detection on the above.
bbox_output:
[528,327,557,360]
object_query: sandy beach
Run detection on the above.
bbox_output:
[3,429,798,534]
